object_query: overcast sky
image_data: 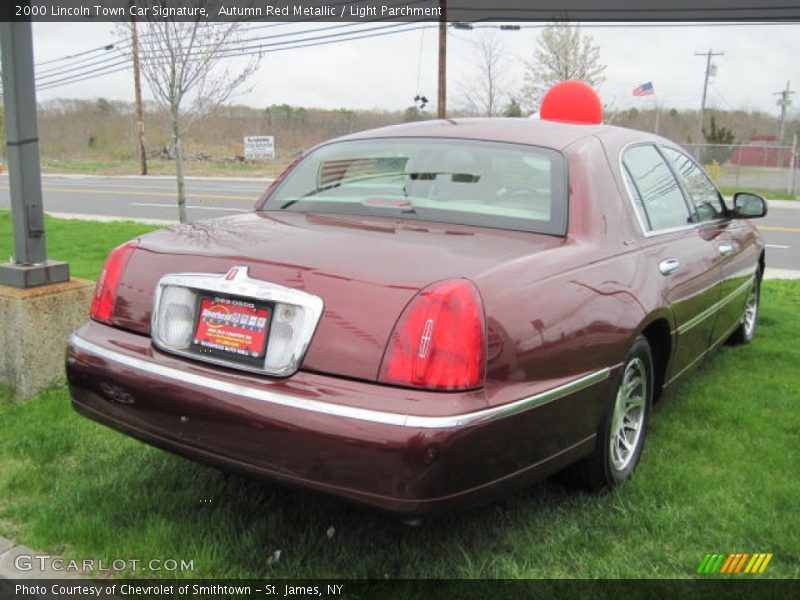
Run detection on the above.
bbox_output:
[29,21,799,119]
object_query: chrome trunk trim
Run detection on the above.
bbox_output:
[151,266,324,378]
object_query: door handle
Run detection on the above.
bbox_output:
[718,243,734,256]
[659,258,680,276]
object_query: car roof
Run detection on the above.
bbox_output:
[334,117,664,152]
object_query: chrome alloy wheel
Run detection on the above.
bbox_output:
[609,357,647,472]
[742,285,759,339]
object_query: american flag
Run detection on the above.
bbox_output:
[632,82,655,97]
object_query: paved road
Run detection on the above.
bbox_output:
[0,173,269,224]
[0,173,797,271]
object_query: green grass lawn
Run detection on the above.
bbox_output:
[40,158,289,179]
[719,186,798,201]
[0,214,798,579]
[0,210,160,280]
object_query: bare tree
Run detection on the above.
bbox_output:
[459,32,514,117]
[122,4,260,223]
[522,22,606,111]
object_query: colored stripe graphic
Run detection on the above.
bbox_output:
[719,554,737,574]
[699,553,773,574]
[711,554,726,573]
[759,554,773,573]
[696,554,712,573]
[745,555,760,573]
[734,553,750,573]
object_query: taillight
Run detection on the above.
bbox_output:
[379,279,486,391]
[90,240,138,324]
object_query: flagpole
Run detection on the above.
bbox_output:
[653,96,660,135]
[632,82,658,133]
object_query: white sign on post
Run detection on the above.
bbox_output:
[244,136,275,159]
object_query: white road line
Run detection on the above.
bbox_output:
[34,181,265,194]
[131,202,248,212]
[31,173,273,183]
[766,244,791,250]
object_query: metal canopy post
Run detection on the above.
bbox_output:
[0,20,68,288]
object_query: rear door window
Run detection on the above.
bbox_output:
[622,145,692,231]
[661,147,726,222]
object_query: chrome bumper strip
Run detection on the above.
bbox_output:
[69,334,610,430]
[676,276,755,336]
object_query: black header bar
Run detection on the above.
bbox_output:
[2,0,800,23]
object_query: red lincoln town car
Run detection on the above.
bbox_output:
[66,115,767,516]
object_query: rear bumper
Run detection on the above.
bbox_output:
[66,321,611,515]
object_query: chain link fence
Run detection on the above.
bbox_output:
[682,143,799,197]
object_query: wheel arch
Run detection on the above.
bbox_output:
[637,316,672,402]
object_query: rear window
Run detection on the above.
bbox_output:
[262,138,568,235]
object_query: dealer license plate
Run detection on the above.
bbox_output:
[191,295,272,365]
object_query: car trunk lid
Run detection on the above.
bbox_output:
[113,211,564,382]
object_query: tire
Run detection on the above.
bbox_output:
[727,274,761,345]
[560,335,654,491]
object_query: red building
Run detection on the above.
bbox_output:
[731,135,794,167]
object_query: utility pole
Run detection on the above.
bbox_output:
[774,80,794,144]
[0,20,68,288]
[694,49,724,146]
[130,2,148,176]
[788,133,797,196]
[437,0,447,119]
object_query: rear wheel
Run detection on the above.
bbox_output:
[727,274,760,345]
[562,335,654,491]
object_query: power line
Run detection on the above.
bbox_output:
[160,21,423,58]
[30,0,409,68]
[26,19,799,96]
[30,18,798,85]
[36,51,131,82]
[143,0,432,48]
[415,27,426,96]
[33,22,419,87]
[34,37,128,67]
[32,22,436,92]
[36,60,133,90]
[33,1,431,82]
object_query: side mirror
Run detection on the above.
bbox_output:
[733,192,767,219]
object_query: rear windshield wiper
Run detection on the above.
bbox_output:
[279,197,419,215]
[278,170,479,210]
[278,172,408,209]
[279,199,300,210]
[407,171,481,183]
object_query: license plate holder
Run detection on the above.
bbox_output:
[190,294,272,367]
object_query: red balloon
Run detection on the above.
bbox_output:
[540,81,603,125]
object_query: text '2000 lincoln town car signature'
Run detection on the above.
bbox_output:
[66,87,767,516]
